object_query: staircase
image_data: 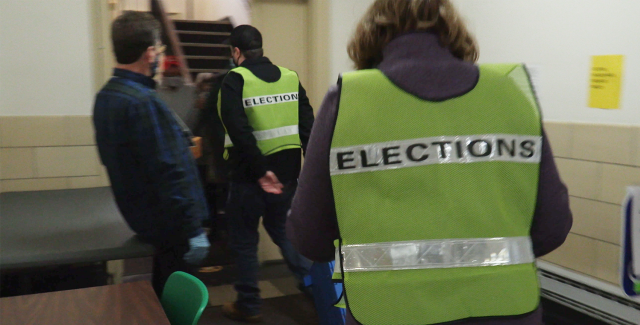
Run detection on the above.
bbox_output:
[172,19,234,80]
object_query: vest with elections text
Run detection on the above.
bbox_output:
[218,66,301,157]
[330,64,542,325]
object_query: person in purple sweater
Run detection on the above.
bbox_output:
[287,1,572,324]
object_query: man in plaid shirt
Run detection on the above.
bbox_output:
[93,12,209,296]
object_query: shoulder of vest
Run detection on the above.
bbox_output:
[342,69,382,77]
[222,68,249,85]
[479,63,524,76]
[229,66,251,76]
[277,65,291,72]
[341,69,385,85]
[478,63,535,97]
[277,66,299,77]
[481,63,541,120]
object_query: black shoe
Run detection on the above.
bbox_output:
[222,302,263,323]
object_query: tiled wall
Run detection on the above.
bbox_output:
[0,116,636,280]
[0,116,110,193]
[0,115,286,262]
[540,121,640,284]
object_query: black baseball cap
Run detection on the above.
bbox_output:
[224,25,262,51]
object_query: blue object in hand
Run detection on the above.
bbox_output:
[184,232,211,265]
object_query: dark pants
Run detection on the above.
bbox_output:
[151,241,195,297]
[227,181,312,316]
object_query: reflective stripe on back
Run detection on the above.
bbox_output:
[336,237,534,273]
[253,125,299,141]
[224,125,299,147]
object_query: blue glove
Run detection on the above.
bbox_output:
[184,232,211,265]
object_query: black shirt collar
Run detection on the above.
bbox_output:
[240,57,272,68]
[113,68,156,89]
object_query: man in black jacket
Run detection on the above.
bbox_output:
[213,25,314,322]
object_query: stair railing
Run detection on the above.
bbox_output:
[150,0,193,84]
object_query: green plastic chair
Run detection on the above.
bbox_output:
[161,272,209,325]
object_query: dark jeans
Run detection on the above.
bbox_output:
[151,240,195,297]
[227,181,312,315]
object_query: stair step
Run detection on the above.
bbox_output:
[190,69,229,81]
[185,55,229,60]
[186,56,231,70]
[178,31,231,36]
[180,43,228,47]
[181,43,231,56]
[190,69,229,74]
[173,20,233,33]
[177,31,230,44]
[173,19,232,24]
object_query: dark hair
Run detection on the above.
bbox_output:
[242,48,264,60]
[111,11,161,64]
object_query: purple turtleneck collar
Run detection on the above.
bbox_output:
[377,32,480,102]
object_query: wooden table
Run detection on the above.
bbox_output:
[0,282,170,325]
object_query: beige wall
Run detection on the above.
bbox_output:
[112,0,188,19]
[252,0,309,94]
[194,0,251,25]
[539,122,639,284]
[252,0,331,111]
[307,0,332,110]
[0,116,110,194]
[92,0,115,93]
[0,0,95,116]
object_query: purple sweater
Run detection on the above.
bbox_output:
[287,32,572,325]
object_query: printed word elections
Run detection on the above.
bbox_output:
[330,134,542,175]
[243,92,299,108]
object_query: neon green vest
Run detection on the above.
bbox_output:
[218,66,301,157]
[330,64,542,325]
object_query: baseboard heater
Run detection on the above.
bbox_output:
[538,261,640,325]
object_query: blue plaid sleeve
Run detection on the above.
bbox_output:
[128,96,208,239]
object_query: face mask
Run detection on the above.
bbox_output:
[232,52,240,67]
[231,47,243,67]
[229,57,237,69]
[150,54,160,77]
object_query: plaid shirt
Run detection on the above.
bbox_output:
[93,69,208,243]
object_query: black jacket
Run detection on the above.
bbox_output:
[210,57,315,183]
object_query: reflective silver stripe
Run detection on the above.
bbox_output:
[336,237,534,273]
[243,92,299,108]
[253,125,299,141]
[224,125,298,147]
[330,134,542,175]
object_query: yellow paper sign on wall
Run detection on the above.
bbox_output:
[589,55,624,109]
